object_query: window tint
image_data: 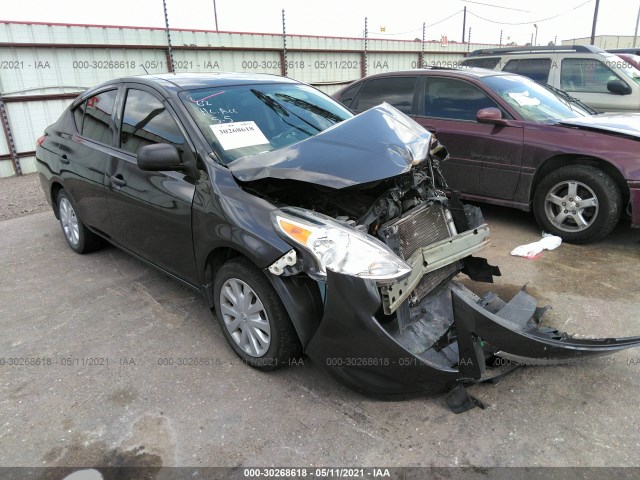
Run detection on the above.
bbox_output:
[503,58,552,83]
[81,90,117,144]
[337,82,362,108]
[461,57,502,69]
[120,89,186,155]
[72,103,85,132]
[561,58,626,93]
[354,77,416,113]
[424,77,499,121]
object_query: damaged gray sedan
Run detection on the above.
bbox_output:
[36,73,640,412]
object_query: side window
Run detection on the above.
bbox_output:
[503,58,552,83]
[424,77,500,121]
[337,82,362,108]
[120,89,186,155]
[81,90,117,144]
[353,77,417,114]
[561,58,626,93]
[461,57,502,69]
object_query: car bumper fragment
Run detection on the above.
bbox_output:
[305,270,640,405]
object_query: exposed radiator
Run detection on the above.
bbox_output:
[379,202,460,306]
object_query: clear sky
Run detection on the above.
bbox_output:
[1,0,638,46]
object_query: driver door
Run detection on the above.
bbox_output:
[105,85,198,283]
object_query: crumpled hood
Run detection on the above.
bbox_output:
[228,103,433,189]
[560,112,640,138]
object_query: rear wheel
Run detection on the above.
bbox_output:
[213,257,302,370]
[533,165,621,244]
[56,190,103,253]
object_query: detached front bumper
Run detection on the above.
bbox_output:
[305,269,640,397]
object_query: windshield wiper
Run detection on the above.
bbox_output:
[250,89,319,134]
[543,83,599,115]
[274,93,345,125]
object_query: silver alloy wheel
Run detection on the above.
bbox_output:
[59,197,80,246]
[219,278,271,357]
[544,180,599,233]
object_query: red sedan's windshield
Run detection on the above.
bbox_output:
[481,74,591,123]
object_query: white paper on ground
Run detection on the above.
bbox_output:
[511,234,562,258]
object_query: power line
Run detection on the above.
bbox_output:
[426,10,463,28]
[370,10,463,37]
[461,1,530,13]
[467,0,593,26]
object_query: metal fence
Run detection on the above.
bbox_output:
[0,21,497,177]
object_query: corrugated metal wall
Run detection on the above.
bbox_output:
[0,21,497,177]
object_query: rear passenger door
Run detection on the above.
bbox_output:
[415,76,524,200]
[58,88,118,237]
[502,58,554,84]
[105,85,198,283]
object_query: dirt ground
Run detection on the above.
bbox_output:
[1,173,640,475]
[0,172,50,220]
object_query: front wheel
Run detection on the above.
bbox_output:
[213,257,302,370]
[533,165,621,244]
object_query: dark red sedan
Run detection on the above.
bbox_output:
[333,68,640,243]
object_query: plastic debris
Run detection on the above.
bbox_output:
[510,233,562,259]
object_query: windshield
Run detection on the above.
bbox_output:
[480,74,590,123]
[180,83,352,163]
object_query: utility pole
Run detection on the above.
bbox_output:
[282,9,288,77]
[462,6,467,43]
[634,2,640,48]
[213,0,219,31]
[162,0,174,73]
[590,0,600,45]
[534,24,538,46]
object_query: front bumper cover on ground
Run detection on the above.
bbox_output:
[305,270,640,407]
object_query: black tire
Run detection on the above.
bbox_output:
[213,257,302,371]
[533,165,621,244]
[56,190,103,253]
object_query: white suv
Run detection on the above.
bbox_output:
[461,45,640,112]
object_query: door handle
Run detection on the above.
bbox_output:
[60,154,70,164]
[110,174,127,188]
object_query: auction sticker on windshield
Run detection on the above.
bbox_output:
[210,121,270,150]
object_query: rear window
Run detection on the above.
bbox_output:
[353,77,417,114]
[503,58,552,83]
[74,90,117,145]
[461,57,502,70]
[336,83,362,108]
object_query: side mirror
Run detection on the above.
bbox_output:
[137,143,183,172]
[476,107,506,125]
[607,80,632,95]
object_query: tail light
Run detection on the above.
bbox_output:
[37,134,46,146]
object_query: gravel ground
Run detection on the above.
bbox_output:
[0,172,50,220]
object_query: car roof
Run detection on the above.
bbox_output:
[80,72,300,99]
[468,45,606,56]
[356,67,515,80]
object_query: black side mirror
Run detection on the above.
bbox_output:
[137,143,183,172]
[607,80,632,95]
[476,107,507,125]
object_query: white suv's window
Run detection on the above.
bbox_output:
[560,58,625,93]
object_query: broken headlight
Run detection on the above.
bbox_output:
[272,207,411,284]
